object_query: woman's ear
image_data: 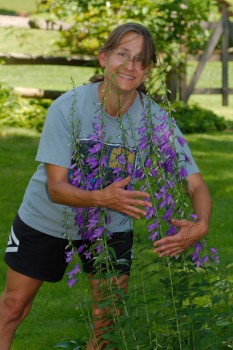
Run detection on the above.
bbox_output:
[98,52,107,67]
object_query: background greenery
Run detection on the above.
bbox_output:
[0,0,233,348]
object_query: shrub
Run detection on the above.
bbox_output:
[172,101,228,133]
[0,82,50,133]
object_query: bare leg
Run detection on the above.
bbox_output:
[0,267,43,350]
[86,274,129,350]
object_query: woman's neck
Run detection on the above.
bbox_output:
[98,82,137,117]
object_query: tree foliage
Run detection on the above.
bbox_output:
[36,0,218,68]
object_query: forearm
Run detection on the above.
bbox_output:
[48,180,100,208]
[47,171,152,219]
[190,182,212,226]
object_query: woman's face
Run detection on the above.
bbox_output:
[98,31,148,95]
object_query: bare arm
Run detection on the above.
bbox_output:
[153,173,212,257]
[46,164,152,220]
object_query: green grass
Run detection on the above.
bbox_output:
[0,128,90,349]
[0,0,37,15]
[0,128,233,348]
[0,27,62,55]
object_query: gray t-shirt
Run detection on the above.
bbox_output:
[18,82,199,240]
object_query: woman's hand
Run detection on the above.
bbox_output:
[153,218,209,257]
[99,176,152,219]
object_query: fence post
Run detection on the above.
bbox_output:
[221,0,229,106]
[166,69,178,102]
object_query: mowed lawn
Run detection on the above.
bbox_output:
[0,128,232,349]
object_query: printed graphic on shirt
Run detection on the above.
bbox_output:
[6,226,20,253]
[69,139,139,188]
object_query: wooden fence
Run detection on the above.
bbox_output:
[0,1,232,104]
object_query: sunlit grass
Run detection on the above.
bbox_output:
[0,130,232,348]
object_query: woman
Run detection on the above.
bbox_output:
[0,23,211,350]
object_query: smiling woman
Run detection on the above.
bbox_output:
[0,22,212,350]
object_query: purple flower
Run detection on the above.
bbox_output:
[113,167,122,175]
[100,156,107,167]
[93,177,103,189]
[210,247,218,255]
[84,251,92,260]
[194,241,203,254]
[139,136,148,150]
[163,159,174,173]
[177,136,187,147]
[96,244,103,254]
[77,245,85,254]
[135,168,145,180]
[68,278,77,288]
[126,162,134,175]
[179,167,188,178]
[183,152,191,163]
[163,208,173,222]
[145,157,152,168]
[145,206,157,220]
[118,153,126,165]
[203,255,209,263]
[151,168,157,178]
[65,248,74,263]
[137,126,147,135]
[89,142,103,154]
[67,264,81,278]
[147,220,159,232]
[165,225,177,236]
[149,231,158,241]
[86,157,99,169]
[190,213,198,221]
[93,226,105,239]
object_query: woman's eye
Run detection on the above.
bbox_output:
[134,56,142,63]
[118,51,127,58]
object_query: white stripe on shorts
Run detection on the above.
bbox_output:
[6,226,20,253]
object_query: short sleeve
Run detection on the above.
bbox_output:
[173,124,199,176]
[36,99,74,169]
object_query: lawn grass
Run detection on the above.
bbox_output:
[0,0,37,15]
[0,128,233,348]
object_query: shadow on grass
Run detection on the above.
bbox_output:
[0,9,17,15]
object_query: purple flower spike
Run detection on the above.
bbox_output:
[65,248,74,263]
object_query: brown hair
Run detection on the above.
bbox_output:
[90,22,156,94]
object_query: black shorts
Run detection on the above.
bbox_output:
[4,214,133,282]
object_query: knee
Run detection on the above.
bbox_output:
[1,292,31,323]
